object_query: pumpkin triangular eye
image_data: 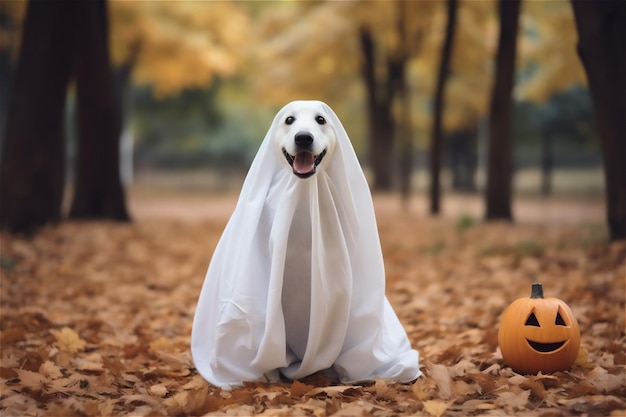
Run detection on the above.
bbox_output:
[555,311,567,326]
[525,312,540,327]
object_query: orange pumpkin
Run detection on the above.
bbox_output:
[498,283,580,374]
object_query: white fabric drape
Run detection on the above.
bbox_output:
[191,101,420,388]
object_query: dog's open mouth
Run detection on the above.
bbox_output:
[282,148,327,179]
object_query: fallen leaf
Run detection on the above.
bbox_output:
[452,378,480,397]
[296,398,327,417]
[149,383,168,397]
[331,401,371,416]
[182,375,207,390]
[73,352,103,372]
[520,376,546,401]
[465,372,498,394]
[412,377,437,401]
[587,366,624,393]
[307,385,354,397]
[51,327,86,354]
[372,377,390,398]
[39,360,63,380]
[149,337,175,354]
[290,379,314,397]
[575,346,594,368]
[423,400,450,417]
[14,369,46,391]
[120,393,165,414]
[495,390,530,410]
[429,364,452,400]
[256,407,294,416]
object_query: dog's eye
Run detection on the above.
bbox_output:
[315,115,326,125]
[285,116,295,125]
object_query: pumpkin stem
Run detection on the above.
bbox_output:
[530,283,544,299]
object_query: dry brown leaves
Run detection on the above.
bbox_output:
[0,194,624,416]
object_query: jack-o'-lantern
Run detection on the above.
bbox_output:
[498,283,580,374]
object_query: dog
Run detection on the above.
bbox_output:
[275,104,335,179]
[274,103,337,362]
[192,100,420,388]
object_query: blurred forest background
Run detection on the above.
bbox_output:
[0,0,623,238]
[0,3,624,414]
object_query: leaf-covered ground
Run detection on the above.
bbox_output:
[1,193,624,416]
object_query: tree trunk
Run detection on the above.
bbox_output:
[397,78,412,202]
[0,2,75,233]
[391,1,412,202]
[540,129,553,196]
[374,98,395,191]
[359,27,394,191]
[450,129,477,192]
[570,0,625,241]
[430,0,458,214]
[0,25,15,157]
[69,0,129,220]
[485,0,520,221]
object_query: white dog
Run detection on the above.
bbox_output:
[192,100,420,388]
[275,104,335,179]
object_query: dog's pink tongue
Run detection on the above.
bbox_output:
[294,152,314,174]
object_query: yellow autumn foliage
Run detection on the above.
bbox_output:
[109,0,250,98]
[517,0,587,102]
[4,0,589,124]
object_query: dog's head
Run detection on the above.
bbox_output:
[274,101,337,179]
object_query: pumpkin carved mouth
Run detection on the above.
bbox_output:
[526,339,566,353]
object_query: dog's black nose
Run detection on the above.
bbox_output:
[294,132,314,148]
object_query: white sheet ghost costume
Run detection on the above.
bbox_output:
[191,100,420,388]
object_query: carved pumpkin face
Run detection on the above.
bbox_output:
[498,283,580,374]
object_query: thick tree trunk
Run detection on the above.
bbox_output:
[0,30,15,156]
[430,0,458,214]
[485,0,520,221]
[0,2,75,233]
[69,0,129,220]
[359,27,394,191]
[570,0,625,241]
